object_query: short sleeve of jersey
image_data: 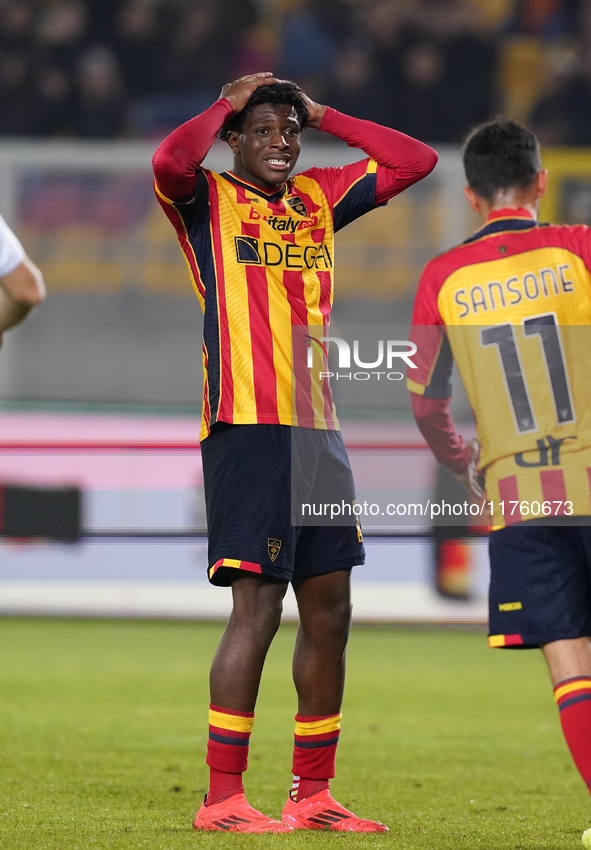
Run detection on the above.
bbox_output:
[303,159,380,232]
[168,170,210,230]
[0,214,25,278]
[155,168,209,210]
[407,257,454,398]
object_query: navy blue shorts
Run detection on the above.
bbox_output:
[488,520,591,649]
[200,424,365,586]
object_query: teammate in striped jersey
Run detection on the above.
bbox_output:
[153,72,437,832]
[408,119,591,815]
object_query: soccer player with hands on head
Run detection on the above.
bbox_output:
[408,118,591,842]
[153,71,437,832]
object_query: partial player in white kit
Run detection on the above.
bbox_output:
[0,213,45,344]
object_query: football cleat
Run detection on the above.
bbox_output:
[281,788,389,832]
[193,792,294,833]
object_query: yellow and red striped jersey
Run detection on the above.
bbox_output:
[156,159,380,440]
[409,209,591,528]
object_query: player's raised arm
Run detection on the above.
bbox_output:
[298,89,438,205]
[152,72,279,203]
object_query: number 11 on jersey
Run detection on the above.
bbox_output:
[480,312,575,437]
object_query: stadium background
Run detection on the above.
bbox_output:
[2,0,591,621]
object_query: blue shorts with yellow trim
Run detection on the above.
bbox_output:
[488,519,591,649]
[200,423,365,587]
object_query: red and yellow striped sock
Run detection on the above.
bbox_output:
[206,704,255,806]
[554,677,591,791]
[291,713,342,802]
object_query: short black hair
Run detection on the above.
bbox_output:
[219,81,309,142]
[463,118,542,203]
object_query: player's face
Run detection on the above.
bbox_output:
[229,103,302,190]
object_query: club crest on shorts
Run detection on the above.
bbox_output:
[287,196,308,217]
[268,537,282,562]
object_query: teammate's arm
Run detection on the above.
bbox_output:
[412,394,481,498]
[152,72,278,203]
[407,265,481,499]
[298,90,438,204]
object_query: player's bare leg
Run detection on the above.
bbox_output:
[194,574,294,833]
[282,570,388,832]
[292,570,352,716]
[542,637,591,685]
[541,637,591,803]
[210,574,288,710]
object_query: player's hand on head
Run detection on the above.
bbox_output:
[220,73,278,114]
[294,87,327,130]
[454,437,483,501]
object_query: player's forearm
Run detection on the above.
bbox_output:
[0,288,33,332]
[152,98,234,202]
[319,107,438,203]
[411,394,472,475]
[0,259,45,333]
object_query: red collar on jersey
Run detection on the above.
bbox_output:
[222,170,287,203]
[486,207,536,223]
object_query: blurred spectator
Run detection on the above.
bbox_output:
[128,0,258,138]
[36,0,88,72]
[85,0,120,44]
[352,0,406,115]
[113,1,165,99]
[161,0,256,96]
[0,0,35,50]
[160,4,225,96]
[324,43,383,122]
[30,61,76,135]
[0,0,36,133]
[386,40,472,142]
[362,0,495,142]
[73,46,125,137]
[277,0,355,101]
[405,0,495,140]
[231,22,277,79]
[360,0,407,52]
[0,47,35,133]
[531,46,591,144]
[523,0,591,139]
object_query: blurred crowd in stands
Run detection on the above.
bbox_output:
[0,0,589,144]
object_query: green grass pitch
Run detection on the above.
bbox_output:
[0,618,589,849]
